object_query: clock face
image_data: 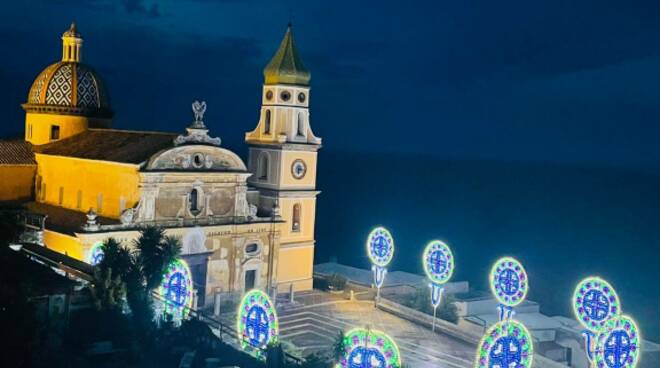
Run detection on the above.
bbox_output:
[291,159,307,179]
[280,90,291,101]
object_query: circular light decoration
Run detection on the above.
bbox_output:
[158,259,194,318]
[337,328,401,368]
[594,315,640,368]
[490,257,528,307]
[573,276,621,333]
[475,319,533,368]
[88,241,104,265]
[237,289,279,351]
[423,240,454,284]
[366,227,395,268]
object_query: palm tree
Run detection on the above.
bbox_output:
[93,228,182,332]
[133,226,182,292]
[89,266,125,312]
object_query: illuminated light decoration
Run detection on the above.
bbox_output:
[490,257,528,315]
[423,240,455,331]
[337,328,401,368]
[475,319,533,368]
[423,240,454,284]
[237,289,278,352]
[367,227,394,305]
[158,259,194,319]
[87,241,104,265]
[594,315,640,368]
[366,227,394,267]
[573,276,621,333]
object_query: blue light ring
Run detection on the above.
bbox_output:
[422,240,454,284]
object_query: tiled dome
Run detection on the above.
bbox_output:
[27,62,110,110]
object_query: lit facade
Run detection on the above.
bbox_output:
[0,23,321,304]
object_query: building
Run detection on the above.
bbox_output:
[0,23,322,305]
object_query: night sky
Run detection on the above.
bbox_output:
[1,0,660,172]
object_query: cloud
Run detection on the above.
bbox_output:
[121,0,160,18]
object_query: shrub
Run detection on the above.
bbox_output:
[327,274,347,291]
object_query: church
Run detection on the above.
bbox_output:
[0,24,321,306]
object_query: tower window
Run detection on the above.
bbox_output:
[292,203,301,232]
[190,188,199,213]
[297,112,305,137]
[58,187,64,205]
[264,110,271,135]
[50,125,60,140]
[258,153,269,180]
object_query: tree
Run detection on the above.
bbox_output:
[266,342,286,368]
[332,329,346,364]
[89,266,125,312]
[94,227,182,336]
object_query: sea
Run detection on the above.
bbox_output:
[314,152,660,341]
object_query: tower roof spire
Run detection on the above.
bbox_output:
[263,25,310,86]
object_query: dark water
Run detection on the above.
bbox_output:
[314,152,660,341]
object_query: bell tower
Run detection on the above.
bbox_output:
[245,24,321,292]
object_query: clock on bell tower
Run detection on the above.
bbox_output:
[245,24,321,292]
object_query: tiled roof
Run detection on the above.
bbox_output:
[26,201,118,235]
[0,140,36,165]
[35,129,177,164]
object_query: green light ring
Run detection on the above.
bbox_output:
[489,256,528,307]
[474,320,533,368]
[572,276,620,333]
[336,327,401,368]
[594,315,640,368]
[87,241,105,265]
[237,289,279,351]
[158,258,194,319]
[366,227,395,267]
[422,240,454,284]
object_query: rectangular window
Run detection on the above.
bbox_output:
[244,270,256,291]
[58,187,64,205]
[41,183,47,201]
[76,190,82,209]
[50,125,60,140]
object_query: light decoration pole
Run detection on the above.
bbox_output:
[336,327,401,368]
[366,227,394,306]
[87,241,104,266]
[422,240,454,332]
[237,289,279,357]
[158,258,194,320]
[475,256,533,368]
[572,277,640,367]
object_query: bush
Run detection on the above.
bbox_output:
[326,274,347,291]
[401,286,459,323]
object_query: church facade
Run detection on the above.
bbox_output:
[0,24,321,305]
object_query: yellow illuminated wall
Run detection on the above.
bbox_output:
[277,244,314,291]
[44,229,83,260]
[25,112,110,145]
[35,153,140,218]
[0,165,36,201]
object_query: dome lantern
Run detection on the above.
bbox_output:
[61,23,82,63]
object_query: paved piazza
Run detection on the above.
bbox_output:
[221,290,475,367]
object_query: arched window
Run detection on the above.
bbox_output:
[297,112,305,137]
[264,110,271,135]
[292,203,301,232]
[258,153,269,180]
[189,188,199,213]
